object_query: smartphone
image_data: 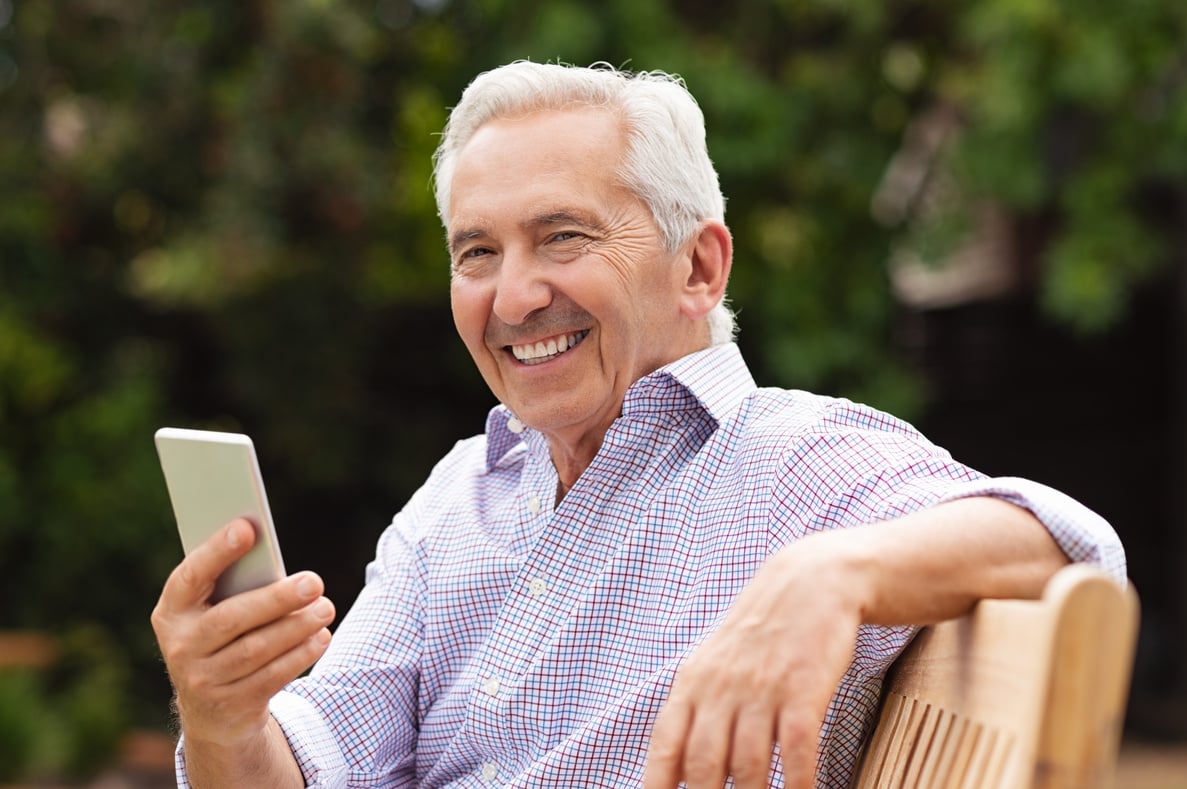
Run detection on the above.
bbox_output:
[154,427,287,602]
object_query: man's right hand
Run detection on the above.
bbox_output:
[151,518,335,783]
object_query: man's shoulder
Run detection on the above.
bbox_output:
[725,388,928,457]
[729,387,838,436]
[396,431,525,534]
[429,431,523,480]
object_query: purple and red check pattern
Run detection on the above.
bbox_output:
[177,343,1125,788]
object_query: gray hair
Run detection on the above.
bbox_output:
[432,61,737,345]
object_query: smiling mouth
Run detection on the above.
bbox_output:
[510,330,590,366]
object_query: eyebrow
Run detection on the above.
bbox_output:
[448,228,486,256]
[449,209,604,255]
[530,210,603,232]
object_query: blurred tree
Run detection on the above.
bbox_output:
[1,0,1185,774]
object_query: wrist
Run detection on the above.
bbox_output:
[176,696,272,752]
[183,714,303,788]
[785,527,881,624]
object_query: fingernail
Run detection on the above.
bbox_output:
[313,599,334,620]
[226,523,241,548]
[296,575,317,599]
[315,628,332,646]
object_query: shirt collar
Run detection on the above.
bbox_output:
[627,342,755,424]
[484,342,756,472]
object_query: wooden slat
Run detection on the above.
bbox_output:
[917,708,956,789]
[901,702,941,787]
[864,692,906,783]
[882,696,921,785]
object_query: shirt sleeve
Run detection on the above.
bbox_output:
[772,399,1127,583]
[173,693,350,788]
[175,435,497,788]
[174,516,427,788]
[279,515,426,786]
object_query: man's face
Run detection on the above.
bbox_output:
[448,107,700,452]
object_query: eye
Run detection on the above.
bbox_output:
[550,231,586,244]
[451,246,496,274]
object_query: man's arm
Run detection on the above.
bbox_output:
[183,715,304,787]
[643,496,1071,789]
[151,518,335,788]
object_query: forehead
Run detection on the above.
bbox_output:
[448,107,630,225]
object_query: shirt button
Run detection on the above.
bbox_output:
[527,495,541,514]
[481,762,498,781]
[482,677,501,696]
[506,416,525,434]
[529,577,547,597]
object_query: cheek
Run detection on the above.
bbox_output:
[450,279,491,348]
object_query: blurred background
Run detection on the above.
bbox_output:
[1,0,1185,785]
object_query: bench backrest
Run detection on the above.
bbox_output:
[851,564,1139,789]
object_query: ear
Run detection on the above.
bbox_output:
[678,221,732,321]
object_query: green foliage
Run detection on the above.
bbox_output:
[944,0,1187,325]
[0,670,44,780]
[1,0,1184,763]
[0,628,130,782]
[51,626,132,778]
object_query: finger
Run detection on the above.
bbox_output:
[210,596,336,683]
[729,707,776,789]
[224,626,334,706]
[199,571,327,654]
[643,692,693,789]
[777,707,823,789]
[161,519,257,610]
[174,626,333,743]
[680,704,733,789]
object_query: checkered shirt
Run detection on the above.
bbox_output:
[176,342,1125,788]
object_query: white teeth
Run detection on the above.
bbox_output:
[511,330,588,364]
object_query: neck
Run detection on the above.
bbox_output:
[542,413,612,498]
[550,443,597,499]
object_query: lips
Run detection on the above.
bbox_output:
[510,330,590,365]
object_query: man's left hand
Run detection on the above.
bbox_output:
[643,534,865,789]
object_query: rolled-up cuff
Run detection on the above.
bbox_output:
[269,689,350,787]
[938,475,1127,582]
[173,691,350,789]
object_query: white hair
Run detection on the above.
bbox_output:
[432,61,737,345]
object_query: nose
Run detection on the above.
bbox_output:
[491,245,552,325]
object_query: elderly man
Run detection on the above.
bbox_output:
[151,61,1125,788]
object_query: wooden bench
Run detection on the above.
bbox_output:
[852,564,1139,789]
